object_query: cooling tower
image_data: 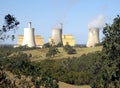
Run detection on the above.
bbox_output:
[86,28,100,47]
[51,24,63,45]
[22,22,36,47]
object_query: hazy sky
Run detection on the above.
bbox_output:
[0,0,120,44]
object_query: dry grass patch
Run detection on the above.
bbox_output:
[23,46,102,61]
[59,81,91,88]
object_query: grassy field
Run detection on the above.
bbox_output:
[59,82,91,88]
[23,46,102,61]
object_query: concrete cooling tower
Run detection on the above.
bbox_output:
[86,28,100,47]
[51,24,63,45]
[22,22,36,47]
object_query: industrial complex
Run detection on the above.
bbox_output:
[17,22,75,47]
[17,35,44,48]
[16,22,100,48]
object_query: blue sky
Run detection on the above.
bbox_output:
[0,0,120,44]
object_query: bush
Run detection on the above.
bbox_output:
[95,43,102,47]
[56,43,63,47]
[63,45,76,54]
[46,46,60,57]
[43,43,51,48]
[90,15,120,88]
[67,48,76,54]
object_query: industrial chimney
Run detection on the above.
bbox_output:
[86,27,100,47]
[51,23,63,45]
[22,22,36,47]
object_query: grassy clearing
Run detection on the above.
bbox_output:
[23,46,102,61]
[59,82,91,88]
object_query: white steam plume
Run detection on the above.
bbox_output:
[88,14,105,29]
[68,0,80,5]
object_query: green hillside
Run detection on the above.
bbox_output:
[23,46,102,61]
[0,46,102,88]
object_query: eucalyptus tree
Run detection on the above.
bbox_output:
[0,14,19,40]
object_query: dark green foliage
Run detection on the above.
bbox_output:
[0,14,19,40]
[14,45,40,51]
[46,46,60,57]
[56,43,63,47]
[0,45,13,57]
[90,15,120,88]
[67,48,76,54]
[63,44,71,51]
[63,44,76,54]
[0,47,59,88]
[75,44,86,48]
[95,43,102,47]
[0,45,105,87]
[5,14,19,26]
[38,52,102,85]
[102,15,120,59]
[43,43,51,48]
[0,68,17,88]
[32,76,58,88]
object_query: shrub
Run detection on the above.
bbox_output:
[43,43,51,48]
[46,46,60,57]
[63,44,76,54]
[56,43,63,47]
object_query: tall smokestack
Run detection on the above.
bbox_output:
[22,22,36,47]
[28,22,32,28]
[86,27,100,47]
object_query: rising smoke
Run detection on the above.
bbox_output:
[68,0,80,5]
[56,0,80,23]
[88,14,105,29]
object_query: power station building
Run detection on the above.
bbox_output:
[17,35,44,47]
[86,27,100,47]
[62,35,75,46]
[48,23,75,46]
[16,22,75,47]
[22,22,36,47]
[17,22,44,48]
[49,34,75,46]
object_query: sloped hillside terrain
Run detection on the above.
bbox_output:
[23,46,102,61]
[0,46,102,88]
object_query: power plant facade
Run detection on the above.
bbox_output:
[62,35,75,46]
[86,28,100,47]
[22,22,36,47]
[49,34,75,46]
[34,35,44,47]
[16,22,76,47]
[17,35,44,47]
[16,22,101,48]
